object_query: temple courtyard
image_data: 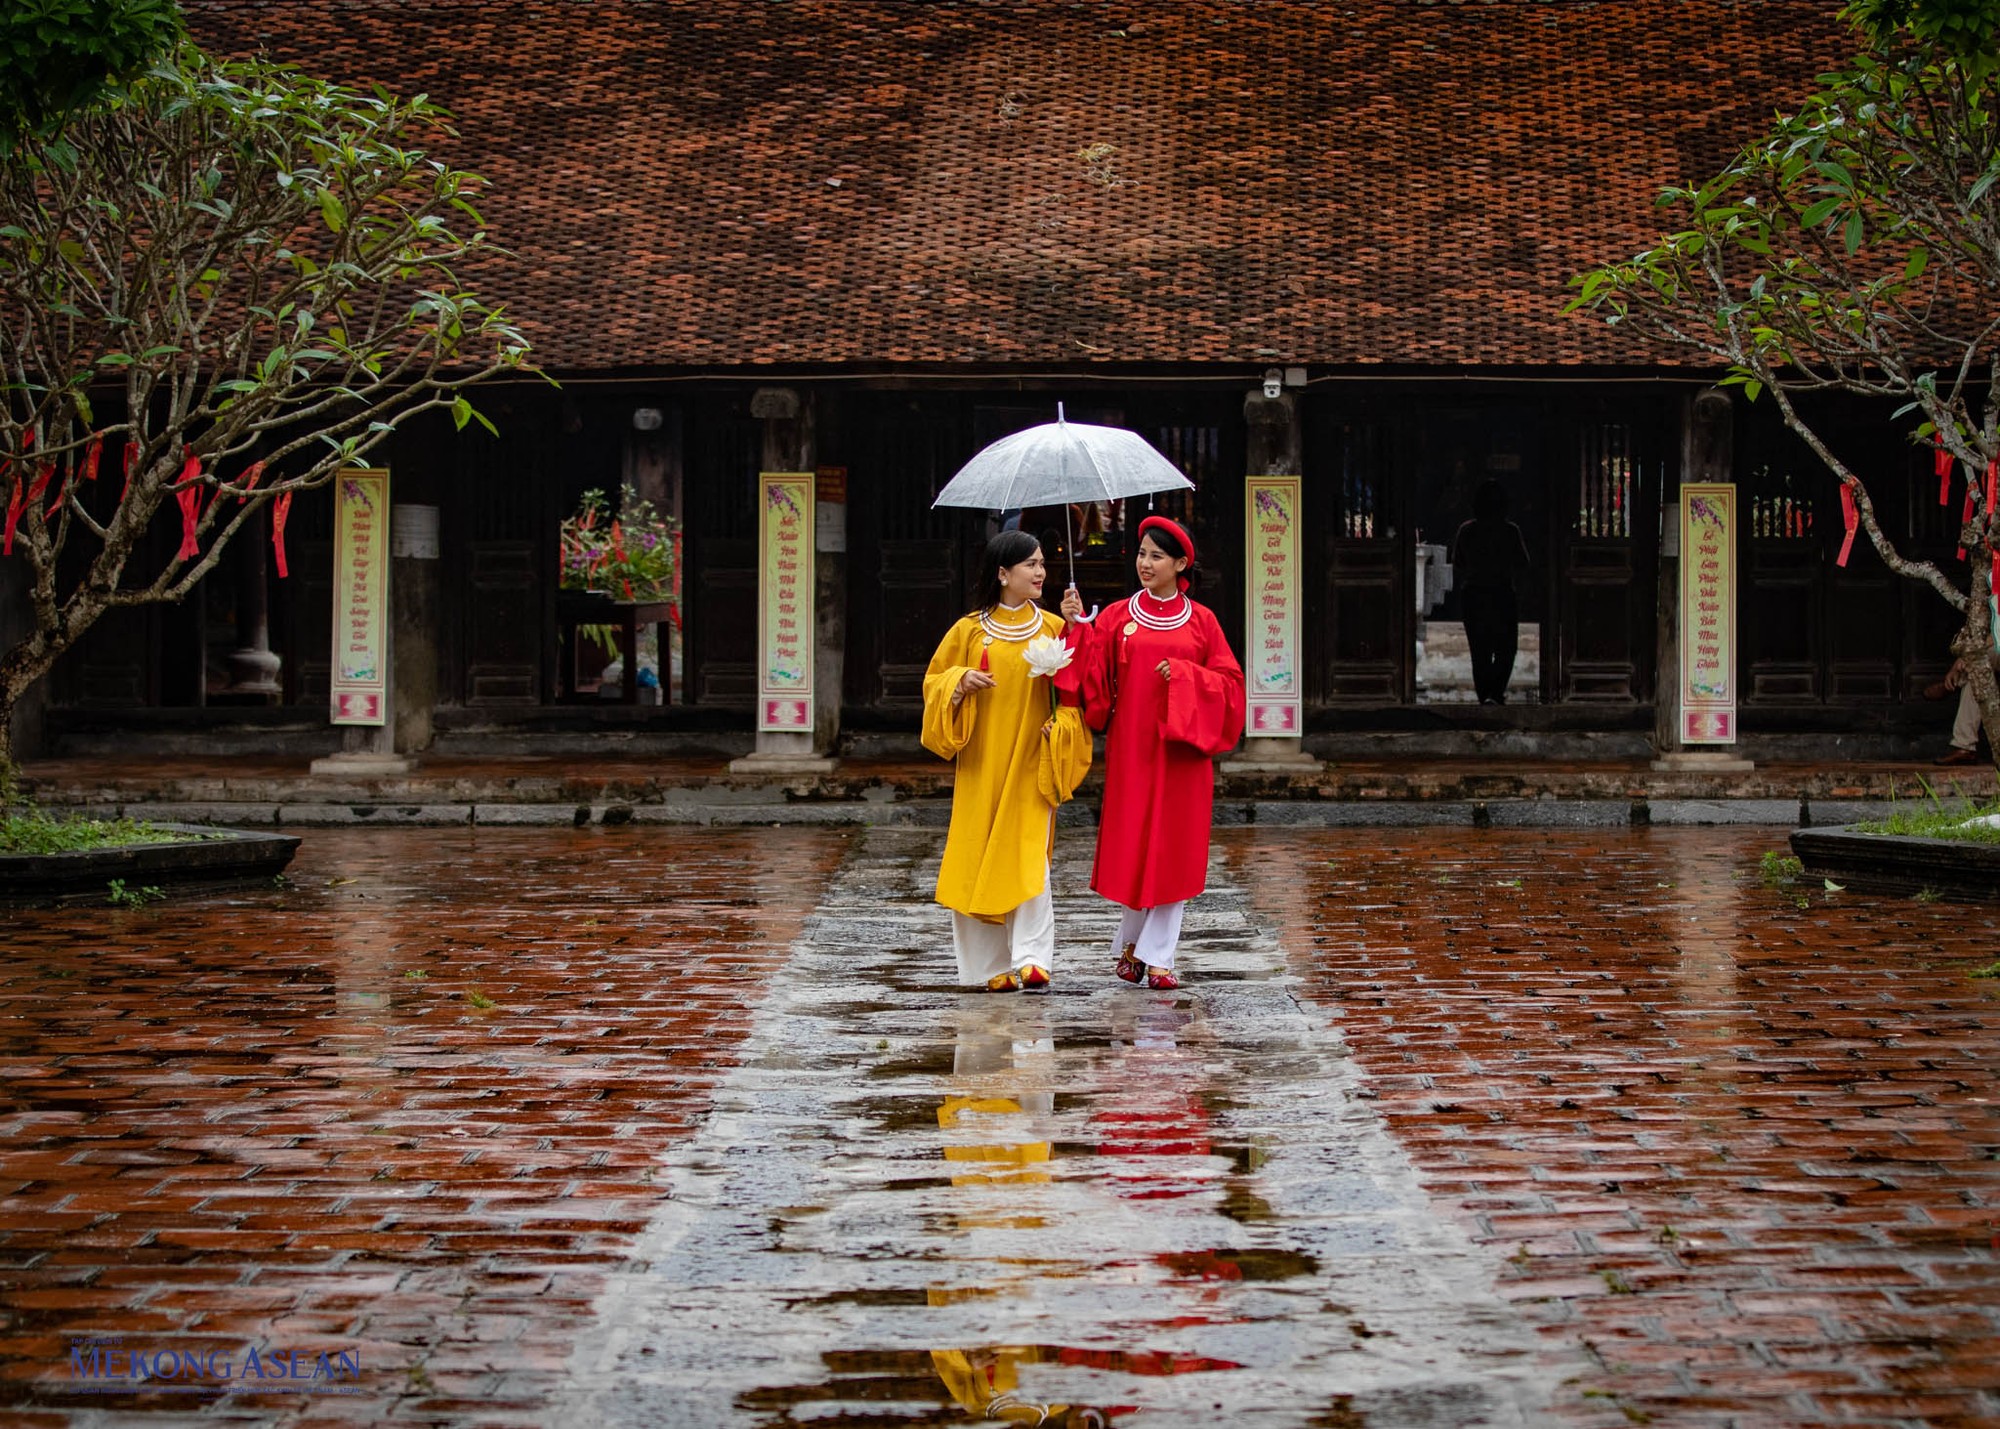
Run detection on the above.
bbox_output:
[0,825,1996,1427]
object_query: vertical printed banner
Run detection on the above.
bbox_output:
[1244,476,1301,736]
[330,468,389,726]
[1679,482,1737,744]
[758,473,815,732]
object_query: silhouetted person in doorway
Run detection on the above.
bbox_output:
[1450,480,1532,705]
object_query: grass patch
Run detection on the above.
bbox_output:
[0,808,187,855]
[1852,781,2000,845]
[1757,850,1803,886]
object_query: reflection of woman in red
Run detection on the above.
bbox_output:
[1073,516,1245,990]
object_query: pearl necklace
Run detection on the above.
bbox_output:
[978,602,1042,643]
[1129,588,1192,632]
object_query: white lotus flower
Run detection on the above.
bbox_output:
[1024,633,1074,679]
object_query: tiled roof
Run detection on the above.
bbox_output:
[186,0,1844,370]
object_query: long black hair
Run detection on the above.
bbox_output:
[971,530,1043,613]
[1138,522,1202,593]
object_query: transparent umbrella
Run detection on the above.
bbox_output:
[931,403,1194,590]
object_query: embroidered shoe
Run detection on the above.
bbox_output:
[1145,966,1181,990]
[1114,945,1144,985]
[986,971,1022,993]
[1019,963,1051,993]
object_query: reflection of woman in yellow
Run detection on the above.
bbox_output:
[923,532,1090,992]
[929,1006,1099,1425]
[928,1347,1108,1426]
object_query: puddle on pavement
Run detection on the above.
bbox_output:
[1156,1247,1321,1281]
[868,1045,960,1080]
[740,1344,1246,1426]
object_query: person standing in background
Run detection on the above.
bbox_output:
[1450,479,1533,706]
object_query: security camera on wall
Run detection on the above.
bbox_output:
[1261,369,1283,400]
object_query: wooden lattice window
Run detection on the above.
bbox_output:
[1332,421,1387,538]
[1576,423,1636,538]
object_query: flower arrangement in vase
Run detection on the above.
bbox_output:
[560,485,679,604]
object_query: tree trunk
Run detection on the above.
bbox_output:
[0,641,59,806]
[0,684,17,806]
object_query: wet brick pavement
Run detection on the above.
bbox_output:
[0,828,847,1425]
[0,825,1995,1426]
[1233,830,2000,1429]
[560,830,1558,1426]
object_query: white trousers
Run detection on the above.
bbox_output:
[1954,683,1983,750]
[952,883,1055,985]
[1113,901,1186,971]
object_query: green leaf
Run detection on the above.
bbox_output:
[317,187,346,233]
[1800,196,1843,226]
[451,395,473,431]
[1842,210,1865,254]
[1904,246,1929,280]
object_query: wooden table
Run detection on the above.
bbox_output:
[557,592,676,704]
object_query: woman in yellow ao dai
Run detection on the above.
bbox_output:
[922,532,1090,992]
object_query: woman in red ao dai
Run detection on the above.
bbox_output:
[1074,516,1245,990]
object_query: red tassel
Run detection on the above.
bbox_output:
[271,491,293,577]
[1836,484,1858,567]
[2,473,23,555]
[978,644,990,673]
[1936,443,1954,506]
[44,468,68,521]
[82,435,102,483]
[237,460,264,503]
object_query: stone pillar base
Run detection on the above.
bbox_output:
[1220,737,1322,774]
[310,751,415,777]
[1651,752,1756,773]
[727,752,840,776]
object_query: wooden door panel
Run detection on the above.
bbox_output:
[1745,546,1820,703]
[464,542,541,705]
[1309,415,1405,705]
[1827,573,1898,701]
[692,543,757,704]
[1321,545,1402,702]
[1561,542,1641,701]
[877,538,959,705]
[283,538,334,707]
[1556,419,1654,705]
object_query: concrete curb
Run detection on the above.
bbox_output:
[24,797,1903,828]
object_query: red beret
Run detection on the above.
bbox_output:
[1137,514,1197,566]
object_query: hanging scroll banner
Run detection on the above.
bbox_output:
[1679,482,1737,745]
[757,472,815,732]
[1244,475,1301,736]
[330,468,390,726]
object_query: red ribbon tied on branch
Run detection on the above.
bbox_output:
[238,461,264,503]
[1936,442,1954,507]
[82,435,102,484]
[1987,463,1999,591]
[1836,483,1858,568]
[2,472,22,556]
[174,450,203,560]
[271,491,293,578]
